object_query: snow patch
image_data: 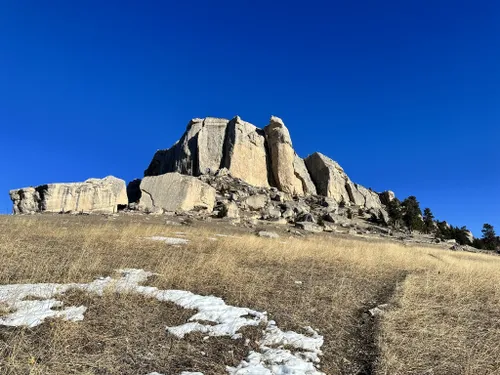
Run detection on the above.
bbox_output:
[0,299,87,328]
[227,322,324,375]
[0,269,324,374]
[146,236,190,245]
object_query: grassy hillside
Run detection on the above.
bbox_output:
[1,215,499,375]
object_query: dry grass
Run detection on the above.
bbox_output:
[377,251,500,375]
[0,214,500,374]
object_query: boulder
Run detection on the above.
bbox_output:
[261,206,282,220]
[270,189,288,203]
[377,208,390,226]
[10,176,127,214]
[305,152,382,209]
[296,222,323,233]
[296,212,316,223]
[322,212,337,223]
[245,194,268,210]
[356,185,382,210]
[258,231,280,239]
[138,173,216,212]
[320,197,339,212]
[220,201,239,219]
[304,152,351,203]
[281,207,295,220]
[264,116,304,195]
[345,181,365,206]
[322,222,337,232]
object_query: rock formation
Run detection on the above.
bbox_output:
[264,116,316,196]
[304,152,352,203]
[11,114,390,220]
[9,176,127,214]
[304,152,382,209]
[142,115,385,210]
[145,116,271,188]
[137,173,216,213]
[144,115,322,196]
[293,155,317,195]
[224,116,270,187]
[144,117,228,177]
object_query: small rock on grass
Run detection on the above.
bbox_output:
[257,231,280,239]
[296,222,323,233]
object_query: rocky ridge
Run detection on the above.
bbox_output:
[9,176,127,215]
[9,114,480,251]
[142,115,385,210]
[10,115,397,238]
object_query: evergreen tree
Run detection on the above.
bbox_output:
[422,207,435,234]
[435,220,450,240]
[452,226,472,245]
[481,223,498,251]
[434,221,473,245]
[472,238,485,249]
[386,198,403,228]
[402,196,424,233]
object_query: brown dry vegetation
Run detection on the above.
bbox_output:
[0,214,499,375]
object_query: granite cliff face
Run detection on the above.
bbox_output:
[9,115,389,217]
[143,115,383,210]
[144,116,271,188]
[9,176,127,214]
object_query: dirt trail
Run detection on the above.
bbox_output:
[343,271,408,375]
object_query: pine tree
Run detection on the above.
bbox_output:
[481,223,498,251]
[422,208,435,234]
[402,196,424,233]
[386,198,403,228]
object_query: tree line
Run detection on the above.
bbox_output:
[385,196,499,251]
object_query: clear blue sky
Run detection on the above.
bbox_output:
[1,1,498,236]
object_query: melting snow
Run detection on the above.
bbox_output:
[0,269,324,374]
[146,236,190,245]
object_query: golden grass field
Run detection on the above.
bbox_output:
[1,214,499,375]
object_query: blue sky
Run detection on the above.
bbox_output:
[1,1,498,236]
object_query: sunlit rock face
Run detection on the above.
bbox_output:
[9,176,127,214]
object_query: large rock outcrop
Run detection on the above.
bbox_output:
[9,176,127,214]
[142,115,386,207]
[144,117,228,177]
[264,116,305,195]
[263,116,317,196]
[304,152,382,209]
[144,116,271,188]
[305,152,351,203]
[224,116,270,187]
[137,173,216,213]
